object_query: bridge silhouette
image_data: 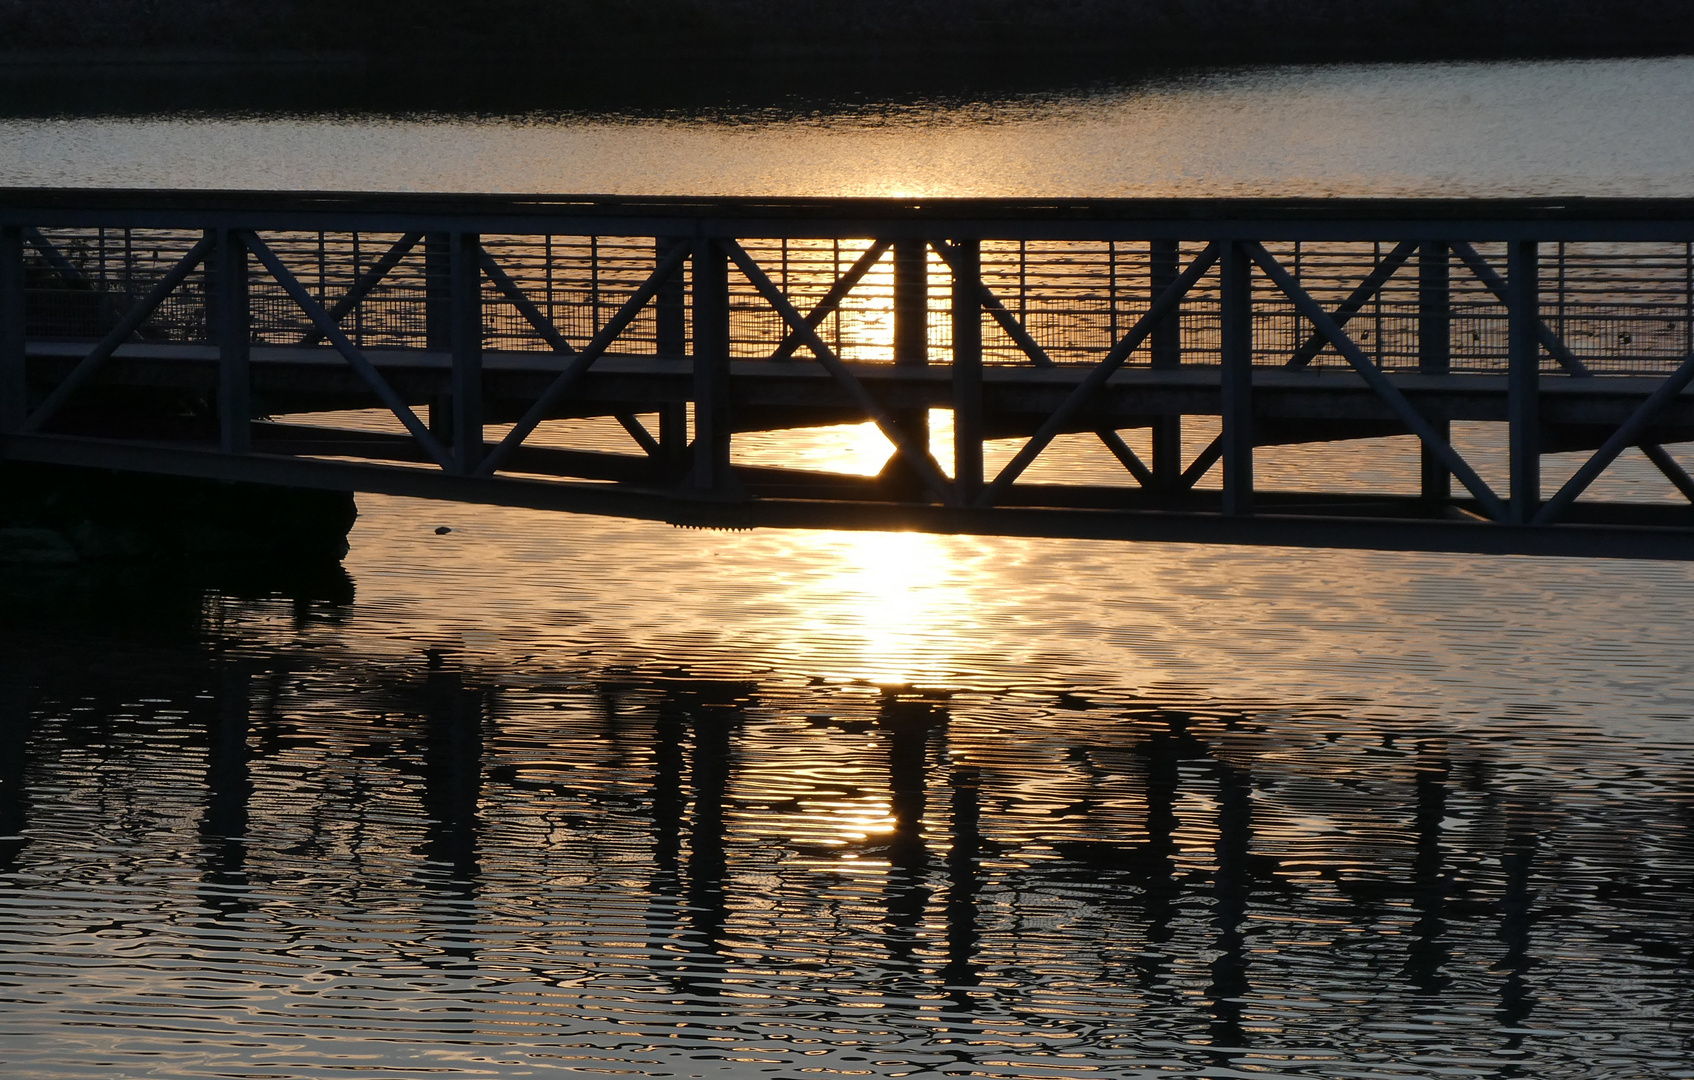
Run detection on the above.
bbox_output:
[4,189,1694,558]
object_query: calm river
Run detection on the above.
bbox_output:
[2,56,1694,1079]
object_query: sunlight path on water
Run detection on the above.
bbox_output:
[336,490,1694,741]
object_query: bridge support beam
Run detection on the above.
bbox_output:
[0,225,23,432]
[655,238,691,475]
[692,238,733,492]
[1150,238,1183,489]
[885,239,930,496]
[1419,241,1451,504]
[1220,241,1254,516]
[951,238,984,503]
[448,232,483,474]
[212,229,251,455]
[1508,240,1540,523]
[425,233,452,443]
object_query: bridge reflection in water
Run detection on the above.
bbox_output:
[2,607,1690,1075]
[6,191,1694,558]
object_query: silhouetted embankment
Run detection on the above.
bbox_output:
[3,0,1692,71]
[0,462,356,565]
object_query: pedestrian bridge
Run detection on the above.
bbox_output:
[3,189,1694,558]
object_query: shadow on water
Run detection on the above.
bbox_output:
[1208,756,1254,1054]
[943,762,981,1011]
[1,562,1693,1074]
[679,681,742,995]
[415,658,486,892]
[0,555,350,885]
[879,693,944,981]
[197,666,253,919]
[1405,744,1453,995]
[0,670,31,875]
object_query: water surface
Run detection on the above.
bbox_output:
[3,56,1694,197]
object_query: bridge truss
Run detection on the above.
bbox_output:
[3,190,1694,557]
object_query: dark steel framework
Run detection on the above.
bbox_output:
[4,189,1694,558]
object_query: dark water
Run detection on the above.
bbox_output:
[5,54,1694,1078]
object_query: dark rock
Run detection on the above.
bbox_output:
[0,527,80,565]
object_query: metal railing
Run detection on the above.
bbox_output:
[19,227,1694,375]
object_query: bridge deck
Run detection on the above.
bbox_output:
[26,340,1694,435]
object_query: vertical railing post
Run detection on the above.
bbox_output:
[424,232,452,442]
[0,225,24,432]
[1219,241,1254,516]
[656,236,687,356]
[1150,238,1183,488]
[889,238,930,494]
[1684,241,1692,357]
[950,237,983,505]
[1418,241,1451,504]
[449,231,483,474]
[1507,240,1540,524]
[691,236,732,492]
[213,228,251,454]
[655,236,690,473]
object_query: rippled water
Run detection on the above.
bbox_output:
[4,504,1694,1078]
[4,55,1694,1079]
[4,56,1694,197]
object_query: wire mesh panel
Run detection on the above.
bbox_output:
[979,239,1165,366]
[17,226,1694,377]
[1254,241,1694,374]
[247,232,425,348]
[1543,242,1694,373]
[27,228,211,343]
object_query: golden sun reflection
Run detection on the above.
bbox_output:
[840,421,897,477]
[792,526,970,685]
[732,411,958,479]
[831,808,897,846]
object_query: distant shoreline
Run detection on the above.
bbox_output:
[0,51,365,69]
[2,3,1691,116]
[4,1,1694,69]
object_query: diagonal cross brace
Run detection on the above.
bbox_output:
[977,242,1221,508]
[480,249,577,355]
[1287,240,1418,369]
[1449,240,1590,376]
[1246,241,1508,521]
[1534,347,1694,524]
[1095,428,1154,486]
[1181,435,1224,489]
[299,231,422,347]
[615,412,662,456]
[477,240,690,477]
[1640,442,1694,503]
[22,235,215,434]
[770,239,891,361]
[242,230,453,470]
[723,239,956,504]
[931,238,1055,368]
